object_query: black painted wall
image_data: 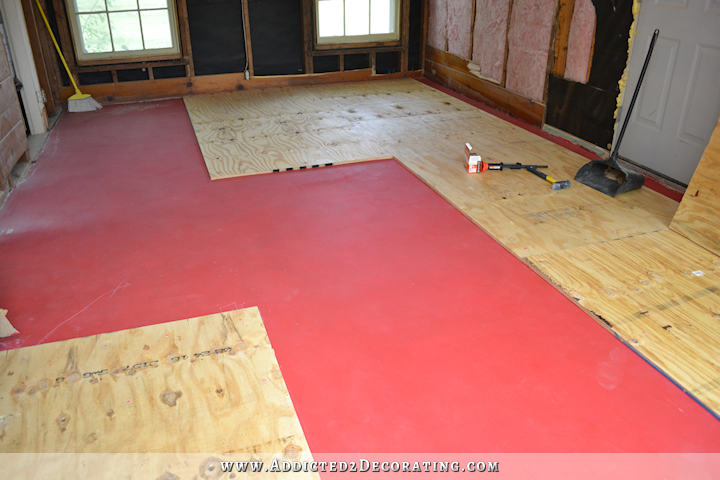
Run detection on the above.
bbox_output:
[187,0,247,76]
[408,0,423,71]
[546,0,633,149]
[248,0,304,76]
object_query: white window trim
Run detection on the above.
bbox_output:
[315,0,401,46]
[66,0,181,62]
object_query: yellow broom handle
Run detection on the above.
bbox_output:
[34,0,82,95]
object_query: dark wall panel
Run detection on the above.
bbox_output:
[546,0,634,149]
[313,56,339,73]
[408,0,423,71]
[248,0,304,76]
[344,54,370,71]
[186,0,247,76]
[376,51,399,74]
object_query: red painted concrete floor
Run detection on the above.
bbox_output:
[0,99,718,454]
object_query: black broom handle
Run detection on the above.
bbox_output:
[613,29,660,158]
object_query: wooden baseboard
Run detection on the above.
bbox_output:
[424,46,544,127]
[60,69,423,103]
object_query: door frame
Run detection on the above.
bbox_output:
[0,0,47,135]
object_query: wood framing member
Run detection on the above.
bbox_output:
[426,45,500,84]
[501,0,514,87]
[241,0,254,76]
[424,52,544,127]
[552,0,575,77]
[59,69,423,104]
[175,0,194,76]
[301,0,314,73]
[400,0,410,73]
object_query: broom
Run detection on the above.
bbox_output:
[34,0,101,112]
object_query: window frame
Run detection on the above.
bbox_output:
[65,0,183,66]
[314,0,402,50]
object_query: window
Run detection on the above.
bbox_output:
[67,0,180,62]
[316,0,400,45]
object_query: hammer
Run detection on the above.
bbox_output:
[526,166,571,190]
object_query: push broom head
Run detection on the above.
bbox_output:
[68,91,102,113]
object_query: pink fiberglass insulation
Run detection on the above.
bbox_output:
[471,0,512,83]
[447,0,474,59]
[564,0,596,83]
[505,0,556,102]
[428,0,448,51]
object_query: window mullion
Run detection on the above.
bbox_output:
[138,8,146,50]
[106,12,117,52]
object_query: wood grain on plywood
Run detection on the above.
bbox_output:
[186,79,713,415]
[670,120,720,257]
[0,306,316,472]
[185,79,677,258]
[528,230,720,414]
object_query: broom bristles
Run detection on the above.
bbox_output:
[68,96,102,112]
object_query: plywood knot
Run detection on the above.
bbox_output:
[160,389,183,407]
[155,472,180,480]
[282,444,303,461]
[11,385,25,396]
[56,413,70,432]
[199,456,223,480]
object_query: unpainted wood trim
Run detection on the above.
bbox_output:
[315,40,402,51]
[551,0,575,77]
[241,0,254,76]
[59,68,423,103]
[400,0,411,73]
[313,46,404,56]
[426,45,499,84]
[424,57,544,127]
[420,0,428,72]
[301,0,314,73]
[501,0,515,88]
[75,53,183,67]
[543,0,563,107]
[51,0,78,87]
[175,0,194,76]
[72,59,187,74]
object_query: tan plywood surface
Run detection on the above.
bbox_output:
[0,307,318,477]
[184,79,678,258]
[671,119,720,256]
[183,79,720,416]
[528,230,720,414]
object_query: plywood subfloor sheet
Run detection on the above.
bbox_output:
[184,79,677,259]
[528,230,720,414]
[671,119,720,256]
[0,307,318,478]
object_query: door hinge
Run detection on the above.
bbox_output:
[36,89,47,104]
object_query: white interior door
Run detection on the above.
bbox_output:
[617,0,720,184]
